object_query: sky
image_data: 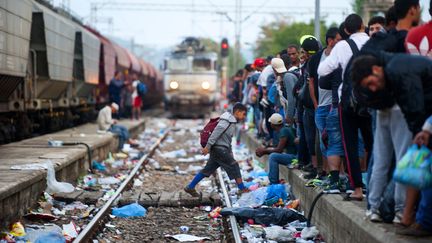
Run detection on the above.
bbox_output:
[51,0,431,62]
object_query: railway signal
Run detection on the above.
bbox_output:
[221,38,229,58]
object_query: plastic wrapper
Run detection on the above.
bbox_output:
[393,145,432,189]
[112,203,147,217]
[25,224,64,243]
[264,225,296,241]
[235,187,267,207]
[45,160,75,194]
[265,184,288,206]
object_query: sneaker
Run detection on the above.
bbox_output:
[289,159,299,169]
[393,211,403,224]
[304,169,318,180]
[302,164,314,172]
[305,179,320,187]
[323,181,341,194]
[370,211,383,223]
[184,187,200,197]
[338,176,351,193]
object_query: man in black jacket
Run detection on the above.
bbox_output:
[351,54,432,137]
[358,0,422,224]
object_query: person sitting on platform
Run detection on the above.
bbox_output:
[97,103,137,150]
[255,113,298,184]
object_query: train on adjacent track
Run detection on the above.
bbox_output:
[163,37,219,117]
[0,0,164,144]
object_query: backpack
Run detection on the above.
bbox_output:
[340,39,369,117]
[200,117,231,148]
[137,82,147,97]
[298,70,314,109]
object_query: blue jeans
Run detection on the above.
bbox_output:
[315,105,331,157]
[325,106,344,156]
[416,188,432,230]
[252,104,260,133]
[268,152,296,184]
[109,124,130,150]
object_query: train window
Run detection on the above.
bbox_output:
[167,59,188,71]
[192,59,211,71]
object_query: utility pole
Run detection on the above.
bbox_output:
[314,0,320,40]
[233,0,242,73]
[191,0,195,36]
[131,37,135,53]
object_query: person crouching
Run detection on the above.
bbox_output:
[255,113,298,184]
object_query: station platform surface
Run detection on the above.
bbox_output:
[0,119,145,227]
[241,130,432,243]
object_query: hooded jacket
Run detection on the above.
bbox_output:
[205,111,237,150]
[383,54,432,135]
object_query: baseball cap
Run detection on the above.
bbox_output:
[271,58,287,74]
[252,58,266,69]
[300,35,320,54]
[268,113,283,125]
[111,103,119,111]
[266,55,274,63]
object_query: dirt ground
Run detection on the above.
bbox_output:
[98,207,224,243]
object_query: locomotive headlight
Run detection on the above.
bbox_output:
[201,81,210,90]
[170,81,179,89]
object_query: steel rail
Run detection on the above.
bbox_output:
[216,168,242,243]
[73,129,169,243]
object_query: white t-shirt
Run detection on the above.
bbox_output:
[132,80,140,99]
[257,65,274,87]
[317,32,369,101]
[97,106,113,131]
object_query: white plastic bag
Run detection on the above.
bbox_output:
[235,187,267,207]
[45,160,75,194]
[264,225,295,241]
[301,226,319,239]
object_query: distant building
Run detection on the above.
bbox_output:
[362,0,393,24]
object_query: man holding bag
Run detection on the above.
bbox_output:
[399,116,432,237]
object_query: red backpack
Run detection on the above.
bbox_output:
[200,117,220,148]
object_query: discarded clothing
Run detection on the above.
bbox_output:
[220,207,306,226]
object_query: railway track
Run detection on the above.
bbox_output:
[72,128,169,242]
[8,115,313,242]
[67,118,242,242]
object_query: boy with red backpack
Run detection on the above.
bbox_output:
[184,103,249,197]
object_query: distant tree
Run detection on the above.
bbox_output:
[352,0,365,15]
[254,20,328,57]
[199,37,219,53]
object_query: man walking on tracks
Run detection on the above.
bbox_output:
[184,103,249,197]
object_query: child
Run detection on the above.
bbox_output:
[184,103,249,196]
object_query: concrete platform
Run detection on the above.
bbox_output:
[241,130,432,243]
[0,119,145,227]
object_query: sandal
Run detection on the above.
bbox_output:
[342,193,363,201]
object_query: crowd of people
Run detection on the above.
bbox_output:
[227,0,432,237]
[95,71,148,150]
[108,71,147,120]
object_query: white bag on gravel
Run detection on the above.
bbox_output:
[264,225,296,241]
[45,160,75,194]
